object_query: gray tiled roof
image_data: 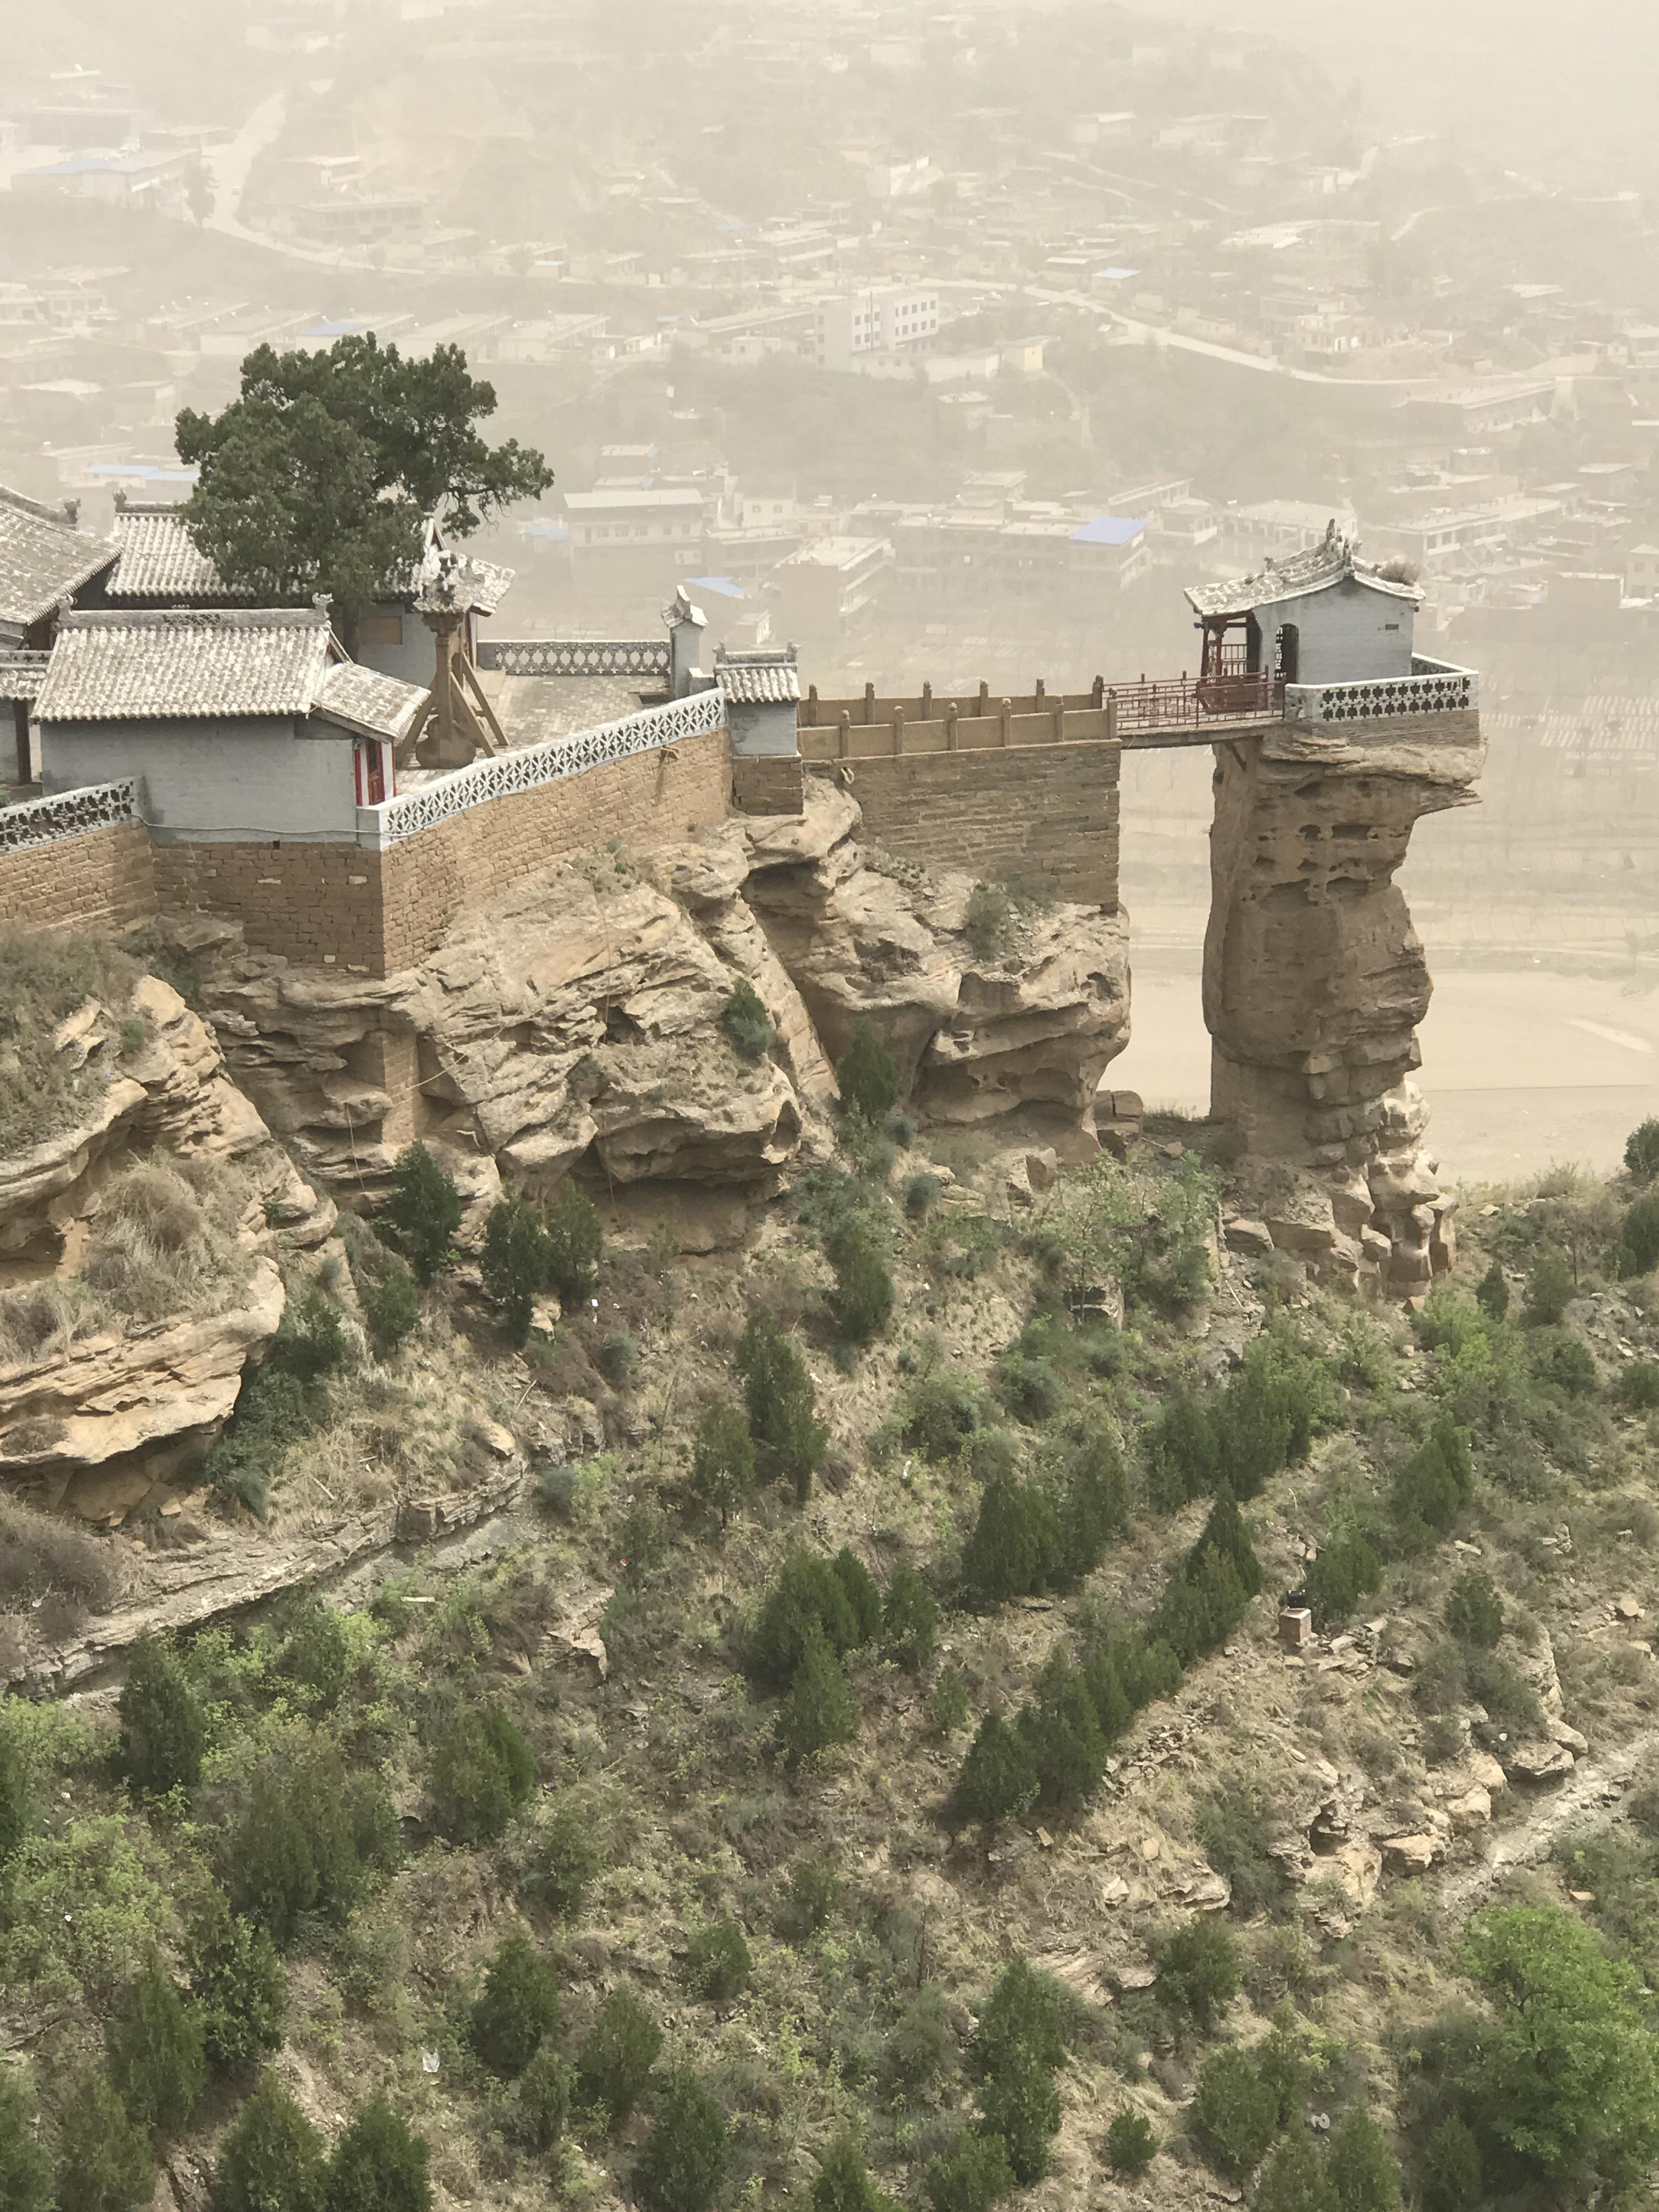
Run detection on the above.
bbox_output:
[106,507,255,602]
[314,661,428,742]
[715,648,800,704]
[35,608,332,723]
[1184,533,1420,619]
[0,487,116,629]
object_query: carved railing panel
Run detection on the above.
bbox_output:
[0,779,140,855]
[477,637,671,679]
[360,689,725,848]
[0,649,51,702]
[1286,662,1479,724]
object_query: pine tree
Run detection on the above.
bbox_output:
[544,1180,603,1305]
[515,2047,572,2154]
[778,1621,859,1765]
[187,1896,287,2072]
[1328,2108,1401,2212]
[922,2131,1014,2212]
[1255,2128,1336,2212]
[961,1475,1061,1607]
[836,1019,900,1122]
[691,1395,756,1531]
[0,1725,30,1870]
[574,1989,662,2128]
[214,2074,328,2212]
[748,1547,860,1691]
[977,2040,1060,2185]
[325,2096,432,2212]
[54,2069,155,2212]
[381,1143,462,1284]
[951,1709,1040,1827]
[479,1194,551,1345]
[105,1953,206,2134]
[1018,1647,1107,1810]
[470,1930,560,2080]
[633,2071,730,2212]
[117,1637,206,1796]
[831,1546,883,1644]
[1474,1261,1509,1321]
[882,1565,939,1672]
[0,2067,52,2212]
[813,2134,899,2212]
[737,1307,826,1500]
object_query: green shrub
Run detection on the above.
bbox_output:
[1446,1567,1504,1649]
[1106,2109,1156,2175]
[1306,1527,1383,1632]
[1530,1328,1598,1396]
[0,1726,31,1870]
[273,1595,352,1714]
[1453,1903,1659,2189]
[325,2095,431,2212]
[106,1953,205,2134]
[905,1170,944,1219]
[117,1635,206,1796]
[923,2131,1014,2212]
[187,1896,286,2073]
[1190,2047,1277,2179]
[837,1019,900,1122]
[0,2067,52,2212]
[1619,1192,1659,1276]
[633,2070,730,2212]
[681,1916,752,2004]
[597,1327,640,1388]
[972,1958,1069,2080]
[1419,2117,1482,2212]
[826,1219,894,1344]
[1626,1119,1659,1181]
[429,1706,534,1846]
[479,1194,551,1344]
[205,1362,329,1519]
[544,1180,603,1305]
[1255,2129,1335,2212]
[690,1395,755,1531]
[1156,1917,1240,2034]
[722,979,774,1062]
[882,1565,939,1671]
[812,2135,899,2212]
[54,2069,155,2212]
[832,1546,883,1641]
[359,1259,419,1357]
[1474,1262,1509,1321]
[1143,1393,1217,1510]
[1619,1358,1659,1409]
[515,2047,572,2154]
[225,1745,400,1948]
[381,1143,462,1284]
[1195,1787,1288,1919]
[1056,1419,1129,1577]
[901,1368,986,1460]
[882,1982,956,2096]
[961,1474,1061,1608]
[951,1709,1040,1827]
[525,1798,605,1917]
[778,1621,859,1764]
[1328,2107,1400,2212]
[996,1351,1062,1425]
[575,1989,662,2126]
[271,1288,350,1381]
[748,1546,865,1691]
[471,1930,560,2079]
[1391,1415,1475,1548]
[213,2073,327,2212]
[1521,1243,1575,1325]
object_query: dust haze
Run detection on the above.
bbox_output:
[4,0,1656,1178]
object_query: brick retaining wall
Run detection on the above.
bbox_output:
[730,755,806,816]
[151,842,386,973]
[820,740,1122,909]
[0,822,156,935]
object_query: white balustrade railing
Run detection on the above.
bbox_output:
[1285,658,1479,725]
[358,688,725,849]
[0,778,140,856]
[477,637,671,679]
[0,649,51,701]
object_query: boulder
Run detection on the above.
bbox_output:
[1380,1832,1440,1873]
[1505,1739,1575,1782]
[1445,1786,1492,1831]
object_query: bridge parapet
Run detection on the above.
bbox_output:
[1286,656,1478,725]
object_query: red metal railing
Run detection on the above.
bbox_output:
[1108,672,1285,733]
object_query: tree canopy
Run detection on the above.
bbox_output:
[176,335,553,620]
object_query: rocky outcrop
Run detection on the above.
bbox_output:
[0,978,332,1514]
[191,783,1131,1208]
[1204,705,1485,1295]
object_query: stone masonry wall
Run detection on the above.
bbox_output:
[0,823,157,935]
[730,755,806,816]
[376,725,732,973]
[811,741,1121,909]
[151,843,386,974]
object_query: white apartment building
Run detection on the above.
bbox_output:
[815,285,941,370]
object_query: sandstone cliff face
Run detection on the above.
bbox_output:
[0,977,333,1514]
[1205,709,1485,1295]
[193,783,1131,1212]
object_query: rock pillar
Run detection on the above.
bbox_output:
[1203,701,1484,1295]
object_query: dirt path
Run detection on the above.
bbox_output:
[1438,1727,1659,1917]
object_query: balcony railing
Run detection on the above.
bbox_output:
[0,778,140,856]
[1109,672,1285,733]
[476,637,670,680]
[1285,657,1479,725]
[0,648,52,702]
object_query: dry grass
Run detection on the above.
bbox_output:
[0,928,137,1155]
[81,1155,255,1326]
[0,1277,100,1369]
[0,1493,119,1621]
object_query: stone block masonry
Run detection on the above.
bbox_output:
[730,755,806,816]
[814,739,1121,910]
[151,842,386,973]
[0,822,157,936]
